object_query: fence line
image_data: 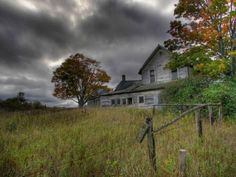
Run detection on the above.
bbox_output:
[152,103,221,107]
[153,104,207,133]
[14,104,223,176]
[137,103,223,173]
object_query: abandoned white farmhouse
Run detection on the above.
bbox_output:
[88,45,192,107]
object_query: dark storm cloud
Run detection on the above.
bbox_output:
[0,0,74,67]
[78,0,175,85]
[0,76,47,89]
[80,0,170,43]
[0,0,176,106]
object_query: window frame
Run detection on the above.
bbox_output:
[122,98,127,105]
[127,97,133,105]
[111,99,116,105]
[150,69,155,83]
[171,69,178,80]
[138,95,145,104]
[116,98,121,105]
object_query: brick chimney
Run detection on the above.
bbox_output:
[122,75,126,81]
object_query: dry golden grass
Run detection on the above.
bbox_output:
[0,108,235,177]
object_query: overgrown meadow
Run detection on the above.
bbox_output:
[0,108,235,177]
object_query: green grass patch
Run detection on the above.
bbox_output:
[0,108,235,177]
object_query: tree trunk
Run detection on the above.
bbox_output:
[78,99,85,108]
[232,57,236,76]
[229,0,236,77]
[232,32,236,76]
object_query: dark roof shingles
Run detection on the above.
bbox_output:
[115,80,141,91]
[102,82,168,96]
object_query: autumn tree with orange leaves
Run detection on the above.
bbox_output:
[52,54,111,107]
[165,0,236,77]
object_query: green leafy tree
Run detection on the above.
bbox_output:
[165,0,236,77]
[51,53,111,107]
[166,46,230,78]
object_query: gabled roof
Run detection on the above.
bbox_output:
[138,44,167,74]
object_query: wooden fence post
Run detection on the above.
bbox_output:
[152,106,155,116]
[137,119,149,143]
[195,109,203,138]
[146,118,157,172]
[179,149,187,177]
[218,104,223,123]
[208,106,214,126]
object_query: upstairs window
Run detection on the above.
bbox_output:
[171,70,178,80]
[150,70,155,83]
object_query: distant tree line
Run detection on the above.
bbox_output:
[0,92,46,111]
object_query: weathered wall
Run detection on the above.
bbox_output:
[178,67,188,79]
[100,90,161,107]
[141,49,172,84]
[87,97,100,107]
[141,49,191,84]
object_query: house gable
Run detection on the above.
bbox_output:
[138,45,169,74]
[138,44,171,84]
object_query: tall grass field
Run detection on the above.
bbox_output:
[0,108,235,177]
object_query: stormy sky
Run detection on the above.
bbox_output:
[0,0,177,107]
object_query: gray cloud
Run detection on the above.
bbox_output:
[81,1,167,40]
[0,0,176,106]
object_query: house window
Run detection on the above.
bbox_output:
[138,96,144,104]
[150,70,155,83]
[117,99,120,105]
[122,98,126,105]
[127,97,133,105]
[111,99,116,105]
[145,95,154,105]
[171,70,178,80]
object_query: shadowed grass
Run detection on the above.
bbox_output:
[0,108,235,177]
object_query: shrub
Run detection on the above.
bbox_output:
[0,157,20,177]
[159,76,211,104]
[5,121,17,133]
[201,79,236,116]
[160,77,236,117]
[0,92,46,111]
